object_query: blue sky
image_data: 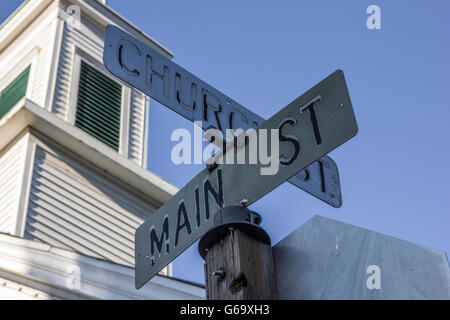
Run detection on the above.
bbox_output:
[1,1,449,285]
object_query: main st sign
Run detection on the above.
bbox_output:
[104,25,342,208]
[131,70,358,288]
[103,25,358,288]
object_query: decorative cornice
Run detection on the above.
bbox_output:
[0,233,204,299]
[0,99,179,208]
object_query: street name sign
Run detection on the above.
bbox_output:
[103,25,342,207]
[134,70,358,288]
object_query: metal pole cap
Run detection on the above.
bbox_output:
[198,206,271,259]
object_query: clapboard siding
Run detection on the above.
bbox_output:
[52,23,77,118]
[24,145,156,267]
[52,22,146,166]
[0,137,26,234]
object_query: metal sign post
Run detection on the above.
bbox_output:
[132,70,357,289]
[104,24,342,208]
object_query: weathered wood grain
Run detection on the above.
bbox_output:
[204,229,278,300]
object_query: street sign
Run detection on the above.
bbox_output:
[103,25,342,207]
[134,70,358,288]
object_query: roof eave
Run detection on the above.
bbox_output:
[0,0,174,58]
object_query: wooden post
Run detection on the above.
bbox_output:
[204,228,278,300]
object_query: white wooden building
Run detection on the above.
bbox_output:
[0,0,204,299]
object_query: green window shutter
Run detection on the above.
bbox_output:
[75,61,122,151]
[0,65,30,120]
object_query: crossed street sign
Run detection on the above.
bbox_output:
[133,70,357,288]
[103,25,342,208]
[102,25,358,288]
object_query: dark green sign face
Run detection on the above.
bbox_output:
[134,70,358,289]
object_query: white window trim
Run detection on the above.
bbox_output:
[45,18,65,111]
[67,45,130,156]
[142,96,150,168]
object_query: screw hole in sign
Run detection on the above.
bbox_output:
[339,101,344,108]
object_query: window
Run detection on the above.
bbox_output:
[0,66,30,120]
[75,61,122,151]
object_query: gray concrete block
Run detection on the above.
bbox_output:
[273,215,450,299]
